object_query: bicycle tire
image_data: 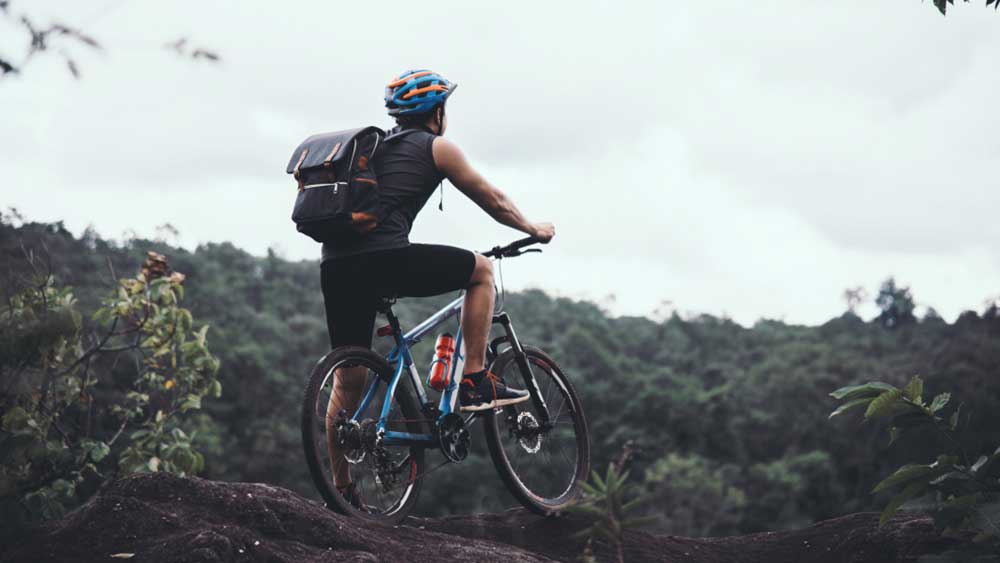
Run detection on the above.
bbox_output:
[483,345,591,515]
[301,345,427,525]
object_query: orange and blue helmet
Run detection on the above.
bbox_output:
[384,69,457,116]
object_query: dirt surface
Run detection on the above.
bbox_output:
[0,473,957,563]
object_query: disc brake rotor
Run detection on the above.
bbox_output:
[336,419,366,464]
[516,411,542,454]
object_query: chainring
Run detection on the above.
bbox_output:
[437,412,470,462]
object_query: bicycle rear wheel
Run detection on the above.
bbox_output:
[483,346,591,515]
[301,346,427,524]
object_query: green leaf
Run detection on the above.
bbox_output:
[565,503,607,519]
[929,393,950,414]
[1,407,30,432]
[180,394,202,412]
[210,380,222,398]
[605,464,616,492]
[86,440,110,463]
[902,376,923,403]
[195,325,209,347]
[179,309,193,332]
[865,389,902,419]
[590,470,607,492]
[622,495,655,513]
[828,397,874,419]
[949,404,962,431]
[873,464,933,493]
[880,481,926,527]
[829,382,896,401]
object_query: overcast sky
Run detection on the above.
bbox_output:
[2,0,998,325]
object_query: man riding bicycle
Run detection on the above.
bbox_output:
[321,69,554,500]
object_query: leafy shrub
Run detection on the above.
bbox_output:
[830,375,1000,558]
[569,445,655,563]
[0,250,220,531]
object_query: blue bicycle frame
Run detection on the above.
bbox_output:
[348,294,468,447]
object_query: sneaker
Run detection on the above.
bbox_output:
[459,371,530,412]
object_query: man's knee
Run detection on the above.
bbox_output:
[469,254,494,286]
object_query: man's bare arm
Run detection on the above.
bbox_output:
[432,137,554,241]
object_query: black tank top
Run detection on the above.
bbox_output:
[321,128,444,262]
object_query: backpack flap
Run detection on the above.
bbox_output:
[286,126,385,243]
[285,126,383,178]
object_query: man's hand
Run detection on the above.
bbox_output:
[530,222,555,243]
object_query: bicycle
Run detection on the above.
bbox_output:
[300,237,591,524]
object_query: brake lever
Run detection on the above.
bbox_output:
[506,248,542,258]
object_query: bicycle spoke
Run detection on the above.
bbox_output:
[303,352,426,522]
[490,352,586,505]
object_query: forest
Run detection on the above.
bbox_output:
[2,215,998,545]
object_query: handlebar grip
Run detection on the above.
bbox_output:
[482,236,542,258]
[510,236,539,250]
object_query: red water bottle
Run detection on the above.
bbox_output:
[428,333,455,391]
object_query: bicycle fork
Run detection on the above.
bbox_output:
[490,313,552,427]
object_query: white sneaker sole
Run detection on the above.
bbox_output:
[459,394,531,412]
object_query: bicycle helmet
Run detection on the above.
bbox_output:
[384,69,457,116]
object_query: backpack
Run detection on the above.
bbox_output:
[285,126,385,243]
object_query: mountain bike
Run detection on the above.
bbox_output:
[301,237,591,524]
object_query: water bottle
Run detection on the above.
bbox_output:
[428,333,455,392]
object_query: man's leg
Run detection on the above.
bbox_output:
[326,365,367,487]
[385,243,523,407]
[461,254,495,374]
[319,256,376,490]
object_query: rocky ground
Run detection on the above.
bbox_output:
[0,473,957,563]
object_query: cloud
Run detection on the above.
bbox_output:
[3,0,999,325]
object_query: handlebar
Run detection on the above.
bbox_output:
[481,236,544,259]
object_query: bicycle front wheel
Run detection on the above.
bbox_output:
[483,346,591,515]
[301,346,427,524]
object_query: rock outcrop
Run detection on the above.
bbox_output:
[0,473,956,562]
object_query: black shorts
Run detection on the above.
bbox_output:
[320,243,477,349]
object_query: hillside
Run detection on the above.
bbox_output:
[2,218,999,539]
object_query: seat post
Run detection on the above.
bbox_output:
[381,299,402,334]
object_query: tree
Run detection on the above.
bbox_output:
[875,277,916,329]
[842,286,868,315]
[931,0,1000,16]
[0,1,219,79]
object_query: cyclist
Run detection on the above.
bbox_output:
[321,69,554,500]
